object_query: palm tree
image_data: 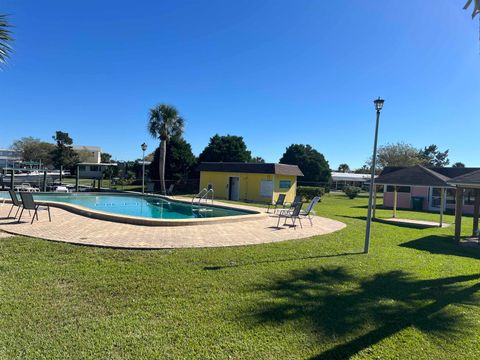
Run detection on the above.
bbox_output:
[464,0,480,18]
[0,14,13,65]
[338,163,350,173]
[148,104,185,194]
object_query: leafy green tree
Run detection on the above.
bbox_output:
[50,131,79,170]
[100,152,118,179]
[10,137,55,168]
[367,143,450,170]
[0,14,13,65]
[148,104,185,194]
[150,136,196,182]
[279,144,331,184]
[101,152,112,163]
[354,165,371,174]
[198,134,251,163]
[371,142,424,169]
[419,144,449,167]
[250,156,265,163]
[337,163,350,173]
[344,186,361,199]
[452,162,466,168]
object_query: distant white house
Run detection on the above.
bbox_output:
[72,145,117,179]
[77,163,102,179]
[0,149,22,169]
[73,145,102,164]
[331,171,373,190]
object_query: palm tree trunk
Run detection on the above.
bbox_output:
[159,139,167,194]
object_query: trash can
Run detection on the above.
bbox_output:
[411,196,424,211]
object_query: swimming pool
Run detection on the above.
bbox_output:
[0,192,259,225]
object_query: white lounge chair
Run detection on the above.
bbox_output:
[15,183,40,192]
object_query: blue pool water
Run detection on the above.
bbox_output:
[0,192,252,219]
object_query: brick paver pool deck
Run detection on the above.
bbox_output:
[0,200,345,249]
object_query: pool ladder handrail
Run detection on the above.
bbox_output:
[192,188,214,204]
[192,188,207,204]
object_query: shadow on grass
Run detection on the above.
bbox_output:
[336,215,443,229]
[335,215,367,221]
[203,252,363,271]
[400,235,480,260]
[351,204,372,209]
[248,266,480,359]
[351,205,458,217]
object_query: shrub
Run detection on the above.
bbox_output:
[297,186,325,201]
[344,186,362,199]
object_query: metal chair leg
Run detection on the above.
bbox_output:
[7,204,14,218]
[31,208,39,224]
[298,217,303,229]
[17,208,24,223]
[14,206,21,218]
[47,206,51,222]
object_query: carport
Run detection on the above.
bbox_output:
[374,165,452,228]
[448,169,480,243]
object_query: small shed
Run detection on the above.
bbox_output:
[197,162,303,203]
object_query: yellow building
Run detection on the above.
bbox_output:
[198,162,303,203]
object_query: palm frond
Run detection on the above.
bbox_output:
[464,0,480,18]
[0,14,13,65]
[147,103,185,141]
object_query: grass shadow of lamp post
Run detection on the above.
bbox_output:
[364,97,384,254]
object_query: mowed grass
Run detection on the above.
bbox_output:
[61,178,142,191]
[1,193,479,359]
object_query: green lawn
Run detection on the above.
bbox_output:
[61,178,142,191]
[1,193,479,359]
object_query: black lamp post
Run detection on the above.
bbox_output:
[141,142,148,194]
[364,97,384,254]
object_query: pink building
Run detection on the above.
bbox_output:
[376,165,480,215]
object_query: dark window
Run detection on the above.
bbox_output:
[386,186,411,193]
[79,165,86,171]
[279,180,291,189]
[446,189,456,205]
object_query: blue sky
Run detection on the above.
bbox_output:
[1,0,479,169]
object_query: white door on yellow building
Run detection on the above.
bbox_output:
[229,177,240,201]
[260,180,273,199]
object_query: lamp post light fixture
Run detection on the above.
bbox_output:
[364,97,384,254]
[141,142,148,194]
